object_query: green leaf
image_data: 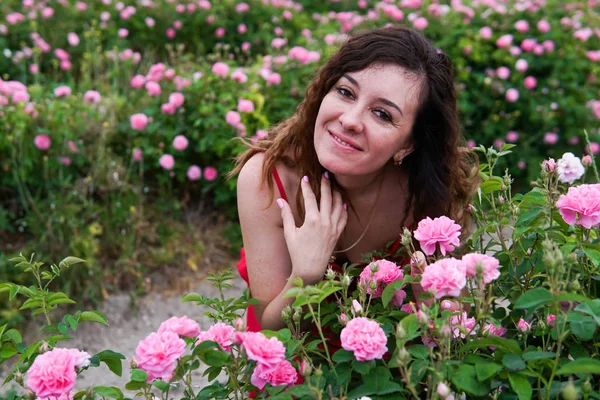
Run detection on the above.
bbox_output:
[47,292,76,306]
[203,349,229,367]
[3,329,22,344]
[96,350,125,377]
[332,349,354,363]
[475,362,503,381]
[556,358,600,375]
[516,206,544,227]
[9,285,19,301]
[508,373,532,400]
[130,369,148,382]
[1,344,18,359]
[575,299,600,326]
[460,337,522,355]
[583,246,600,267]
[124,381,147,390]
[181,293,202,302]
[522,351,556,361]
[346,367,402,398]
[514,287,554,310]
[152,380,169,391]
[451,364,491,396]
[570,316,597,341]
[353,360,375,375]
[59,257,86,268]
[19,298,41,310]
[93,386,123,400]
[479,178,503,194]
[79,311,109,326]
[407,344,429,360]
[382,280,404,307]
[503,354,526,371]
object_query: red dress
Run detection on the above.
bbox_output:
[236,168,409,337]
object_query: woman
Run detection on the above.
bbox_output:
[230,26,477,332]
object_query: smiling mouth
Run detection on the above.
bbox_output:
[329,131,362,151]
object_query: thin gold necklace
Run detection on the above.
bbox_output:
[329,172,385,265]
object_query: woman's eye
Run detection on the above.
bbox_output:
[374,109,392,122]
[336,86,353,98]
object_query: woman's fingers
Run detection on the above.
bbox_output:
[319,172,333,219]
[300,175,319,221]
[277,198,296,239]
[410,251,427,275]
[335,200,348,237]
[330,190,343,224]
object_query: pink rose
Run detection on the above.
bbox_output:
[505,88,519,103]
[461,253,501,283]
[161,103,176,115]
[450,312,476,339]
[145,81,161,96]
[537,19,550,32]
[168,92,184,108]
[54,86,71,97]
[542,158,557,173]
[26,348,88,398]
[226,110,241,126]
[506,131,519,142]
[135,331,186,382]
[133,148,142,161]
[187,165,201,181]
[546,314,556,326]
[172,135,188,151]
[544,132,558,145]
[496,34,513,48]
[392,289,407,306]
[83,90,101,104]
[582,155,593,168]
[420,257,466,299]
[557,152,585,184]
[479,26,492,39]
[482,323,507,337]
[12,90,30,103]
[515,59,528,72]
[413,17,428,31]
[159,154,174,170]
[340,317,388,361]
[251,360,297,390]
[196,322,235,352]
[67,32,79,46]
[359,259,403,297]
[514,20,529,32]
[240,332,286,369]
[413,215,461,256]
[524,76,537,89]
[157,316,200,338]
[517,318,531,333]
[34,134,51,150]
[130,113,149,131]
[496,66,510,80]
[131,75,145,89]
[237,99,254,113]
[267,73,281,85]
[555,184,600,229]
[212,62,229,78]
[204,167,217,181]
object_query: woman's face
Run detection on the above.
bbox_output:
[313,63,421,176]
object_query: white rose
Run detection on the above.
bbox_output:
[557,152,585,184]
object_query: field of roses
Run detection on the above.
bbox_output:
[1,0,600,309]
[1,0,600,398]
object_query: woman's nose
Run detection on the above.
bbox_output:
[338,106,364,133]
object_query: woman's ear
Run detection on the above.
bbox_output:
[392,145,415,164]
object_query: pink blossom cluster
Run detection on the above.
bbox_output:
[26,348,90,399]
[340,317,388,361]
[0,79,30,104]
[420,257,466,299]
[461,253,501,283]
[557,152,585,184]
[556,184,600,229]
[413,215,461,256]
[196,322,235,352]
[236,331,297,389]
[358,259,406,305]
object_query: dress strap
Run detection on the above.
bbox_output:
[271,167,288,202]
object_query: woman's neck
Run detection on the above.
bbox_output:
[333,161,394,200]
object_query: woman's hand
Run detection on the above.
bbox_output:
[277,173,348,284]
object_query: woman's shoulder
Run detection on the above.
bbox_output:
[238,152,298,197]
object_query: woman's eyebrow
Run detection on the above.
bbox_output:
[342,74,404,117]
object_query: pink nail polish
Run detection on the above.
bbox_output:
[276,198,284,208]
[343,203,347,210]
[324,171,329,179]
[303,175,309,182]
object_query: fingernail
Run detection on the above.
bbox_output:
[324,171,329,179]
[343,203,347,210]
[276,198,284,209]
[441,300,452,310]
[303,175,309,183]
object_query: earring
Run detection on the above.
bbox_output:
[394,157,403,166]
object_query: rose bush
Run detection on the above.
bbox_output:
[2,144,600,399]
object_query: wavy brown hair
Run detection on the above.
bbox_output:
[229,26,478,231]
